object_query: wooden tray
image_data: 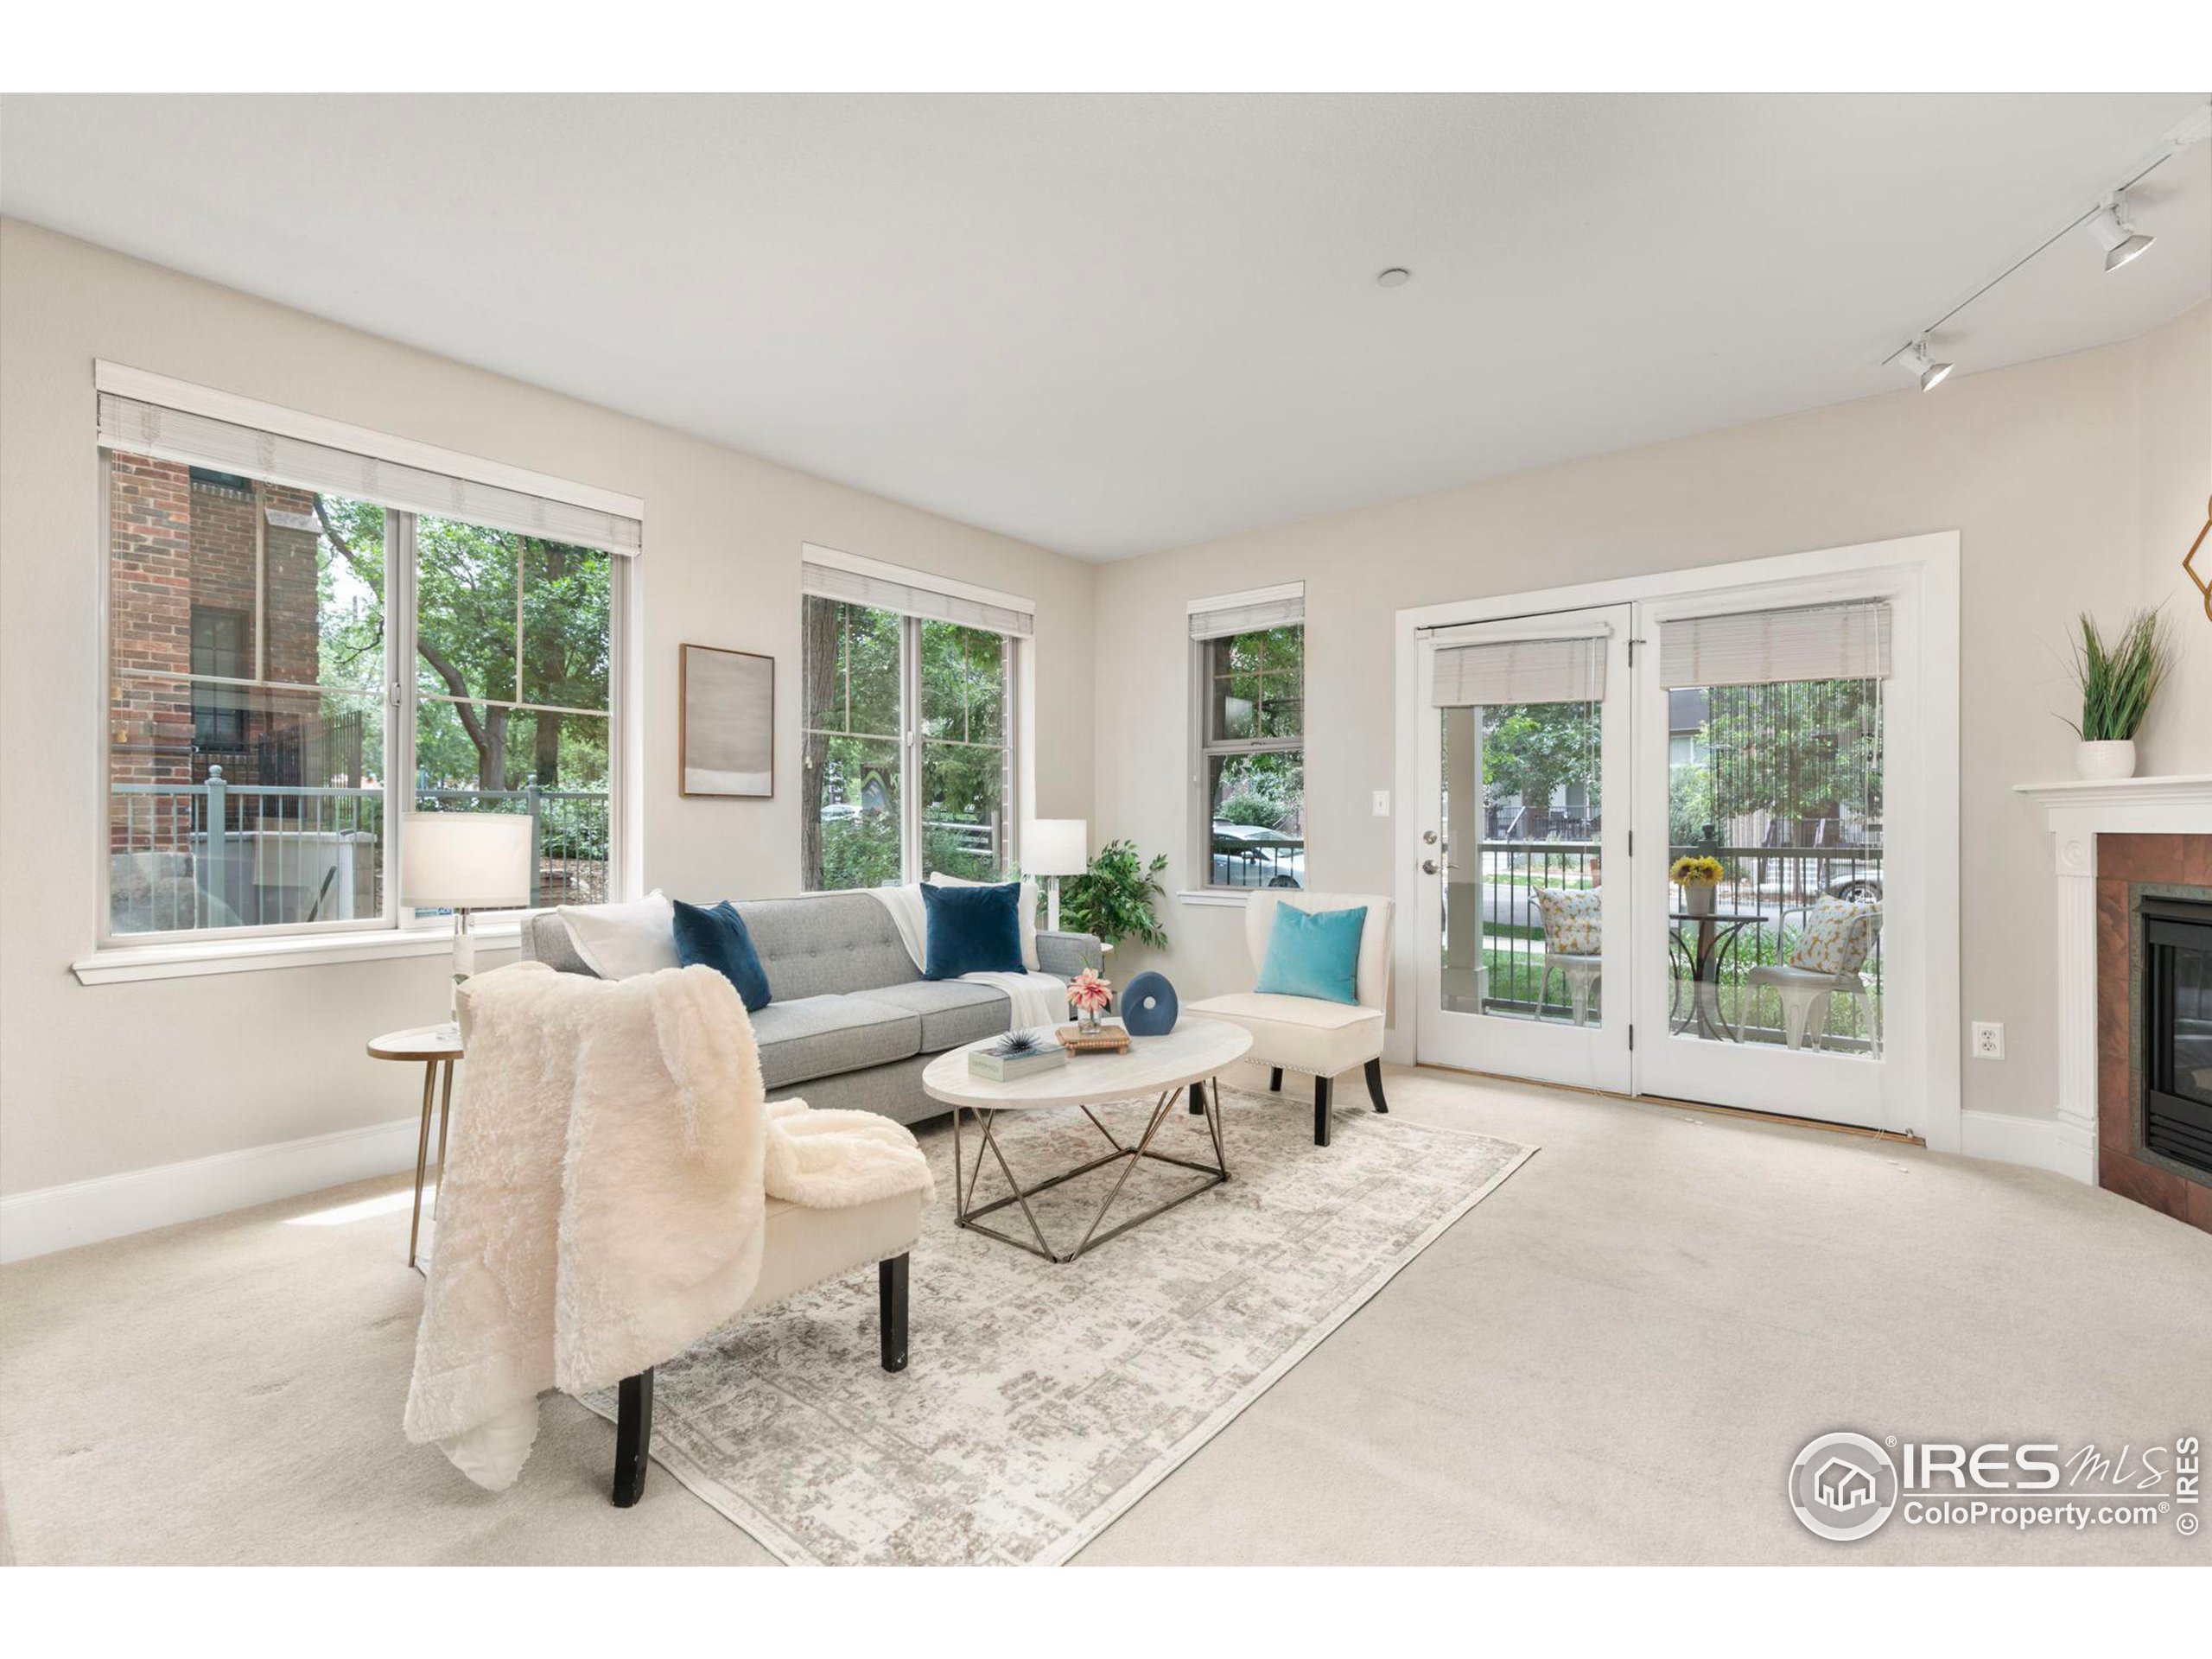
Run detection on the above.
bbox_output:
[1056,1023,1132,1054]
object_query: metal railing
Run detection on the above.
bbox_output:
[1439,836,1885,1048]
[108,771,611,933]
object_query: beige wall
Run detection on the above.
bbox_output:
[0,219,1096,1195]
[1091,300,2211,1125]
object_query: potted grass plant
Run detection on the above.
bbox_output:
[2063,608,2173,780]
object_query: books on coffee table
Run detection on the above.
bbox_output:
[968,1037,1069,1081]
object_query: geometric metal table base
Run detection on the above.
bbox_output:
[950,1079,1230,1262]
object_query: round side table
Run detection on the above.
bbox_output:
[367,1024,464,1270]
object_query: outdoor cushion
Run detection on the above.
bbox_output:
[920,880,1025,979]
[866,979,1021,1051]
[1789,896,1878,976]
[671,898,772,1013]
[747,995,921,1090]
[1254,903,1367,1004]
[1535,887,1602,955]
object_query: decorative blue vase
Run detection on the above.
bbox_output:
[1120,970,1179,1037]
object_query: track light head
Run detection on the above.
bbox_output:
[1896,340,1954,393]
[2084,198,2155,272]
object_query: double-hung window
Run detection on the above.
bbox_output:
[98,370,638,943]
[799,546,1031,889]
[1191,583,1306,892]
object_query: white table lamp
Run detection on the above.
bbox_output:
[401,812,532,1031]
[1027,818,1089,933]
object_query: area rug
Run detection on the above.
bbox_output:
[581,1085,1534,1565]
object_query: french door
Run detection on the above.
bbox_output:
[1410,557,1943,1140]
[1413,606,1634,1094]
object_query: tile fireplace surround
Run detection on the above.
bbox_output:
[2018,775,2212,1232]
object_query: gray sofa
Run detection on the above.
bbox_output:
[518,891,1103,1127]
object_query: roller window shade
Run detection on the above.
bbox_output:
[97,392,643,556]
[800,558,1034,637]
[1189,588,1305,640]
[1659,601,1891,689]
[1430,634,1606,708]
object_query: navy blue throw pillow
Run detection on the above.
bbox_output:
[671,899,772,1013]
[920,880,1024,980]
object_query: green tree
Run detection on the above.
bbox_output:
[1482,702,1599,832]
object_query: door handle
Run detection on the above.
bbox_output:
[1421,858,1440,875]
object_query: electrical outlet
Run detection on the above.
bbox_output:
[1971,1022,2005,1060]
[1372,789,1390,817]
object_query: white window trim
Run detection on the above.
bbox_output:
[1188,587,1307,899]
[86,375,638,977]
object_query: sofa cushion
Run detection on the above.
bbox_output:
[864,979,1019,1052]
[736,893,920,999]
[920,880,1024,979]
[929,871,1041,970]
[557,891,679,979]
[671,898,772,1013]
[748,994,922,1090]
[1182,995,1384,1078]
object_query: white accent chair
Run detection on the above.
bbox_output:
[1741,902,1882,1053]
[1184,889,1394,1147]
[1532,887,1603,1027]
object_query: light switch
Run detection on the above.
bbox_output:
[1371,790,1390,817]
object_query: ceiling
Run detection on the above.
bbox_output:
[3,93,2206,560]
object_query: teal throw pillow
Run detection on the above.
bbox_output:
[1254,903,1367,1005]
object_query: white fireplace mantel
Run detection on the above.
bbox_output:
[2012,773,2212,1185]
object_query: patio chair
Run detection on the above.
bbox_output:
[1533,887,1602,1027]
[1740,896,1881,1052]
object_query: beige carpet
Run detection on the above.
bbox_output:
[3,1063,2209,1565]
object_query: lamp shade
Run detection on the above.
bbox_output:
[1026,819,1089,877]
[399,812,532,910]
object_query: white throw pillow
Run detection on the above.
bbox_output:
[926,871,1040,971]
[558,891,680,980]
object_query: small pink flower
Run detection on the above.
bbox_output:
[1069,968,1112,1010]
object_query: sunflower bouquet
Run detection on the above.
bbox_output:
[1669,854,1726,918]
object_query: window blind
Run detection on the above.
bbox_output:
[800,556,1034,637]
[1430,633,1607,708]
[1659,601,1891,689]
[1188,584,1305,640]
[96,392,644,556]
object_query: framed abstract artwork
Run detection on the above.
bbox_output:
[680,644,774,798]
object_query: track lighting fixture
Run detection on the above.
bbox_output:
[1896,340,1954,393]
[2082,197,2155,272]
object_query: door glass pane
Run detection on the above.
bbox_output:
[1663,677,1884,1055]
[1437,697,1604,1025]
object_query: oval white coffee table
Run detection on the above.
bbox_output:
[922,1017,1252,1262]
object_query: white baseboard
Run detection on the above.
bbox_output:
[0,1115,419,1265]
[1957,1109,2097,1185]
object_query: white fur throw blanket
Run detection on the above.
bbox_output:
[404,960,931,1491]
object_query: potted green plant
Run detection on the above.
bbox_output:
[1057,838,1169,950]
[2063,608,2172,781]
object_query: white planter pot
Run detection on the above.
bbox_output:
[2074,739,2138,781]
